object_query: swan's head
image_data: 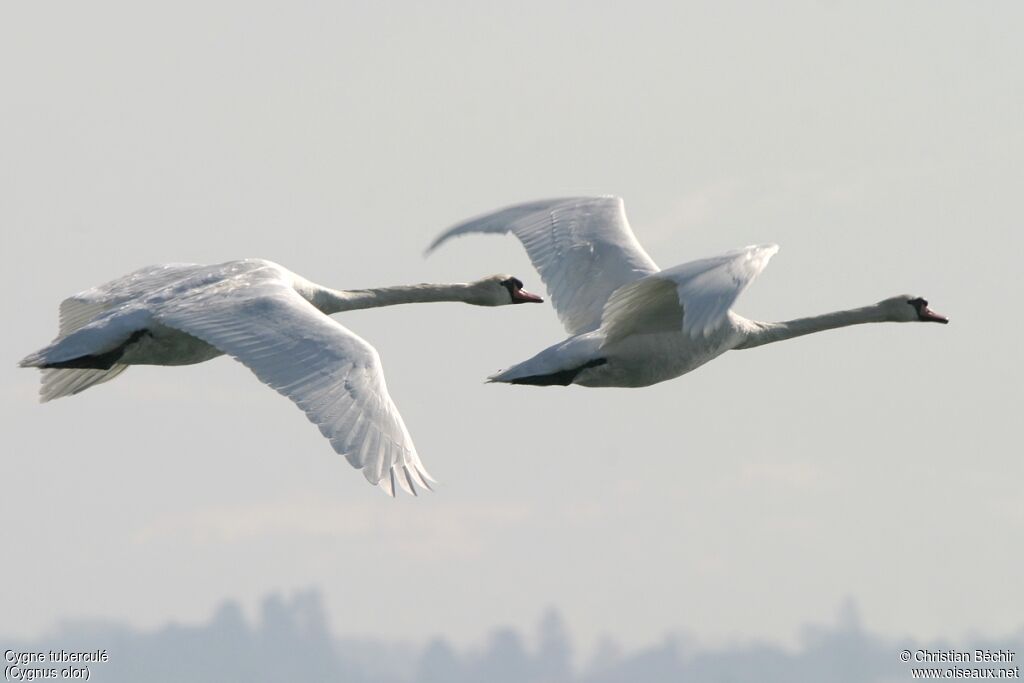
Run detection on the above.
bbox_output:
[884,295,949,323]
[468,275,544,306]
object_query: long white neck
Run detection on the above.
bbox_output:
[309,282,475,314]
[735,303,895,350]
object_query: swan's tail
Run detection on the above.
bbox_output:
[19,310,146,401]
[488,358,607,386]
[20,345,128,402]
[35,366,129,402]
[487,335,604,386]
[486,357,547,385]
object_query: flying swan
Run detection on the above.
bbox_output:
[19,259,542,495]
[427,196,947,388]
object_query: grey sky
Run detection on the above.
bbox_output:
[2,1,1021,652]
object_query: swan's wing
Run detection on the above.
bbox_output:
[29,263,262,403]
[54,265,205,337]
[154,279,433,496]
[601,244,779,343]
[427,197,659,335]
[58,298,113,336]
[36,265,217,400]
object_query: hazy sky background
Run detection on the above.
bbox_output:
[2,0,1021,653]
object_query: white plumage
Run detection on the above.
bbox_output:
[430,196,947,389]
[20,259,541,496]
[429,197,659,335]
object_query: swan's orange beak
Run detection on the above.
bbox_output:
[910,297,948,324]
[512,288,543,304]
[922,306,948,324]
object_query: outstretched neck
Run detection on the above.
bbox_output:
[310,282,473,314]
[735,303,892,350]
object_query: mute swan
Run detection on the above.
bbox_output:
[19,259,542,495]
[428,196,947,388]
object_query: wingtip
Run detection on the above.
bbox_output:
[402,465,419,497]
[375,462,436,497]
[407,462,437,490]
[423,231,454,257]
[484,369,506,384]
[741,243,780,255]
[378,470,397,497]
[416,462,437,486]
[18,354,41,368]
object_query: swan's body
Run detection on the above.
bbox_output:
[511,323,744,388]
[428,197,948,388]
[20,258,541,495]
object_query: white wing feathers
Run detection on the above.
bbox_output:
[33,297,130,401]
[601,244,779,341]
[37,264,210,399]
[430,197,775,344]
[428,197,659,335]
[38,366,129,402]
[155,281,434,496]
[58,297,112,337]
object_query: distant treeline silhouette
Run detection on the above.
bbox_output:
[4,590,1022,682]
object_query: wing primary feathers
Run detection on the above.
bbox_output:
[429,197,659,335]
[25,259,436,497]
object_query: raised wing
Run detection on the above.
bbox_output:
[155,278,434,496]
[427,197,659,335]
[37,265,212,402]
[51,264,211,339]
[601,244,779,343]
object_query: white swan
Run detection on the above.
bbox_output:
[428,196,948,388]
[19,259,542,495]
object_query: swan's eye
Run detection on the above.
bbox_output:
[500,277,523,292]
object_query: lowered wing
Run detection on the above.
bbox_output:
[155,278,433,496]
